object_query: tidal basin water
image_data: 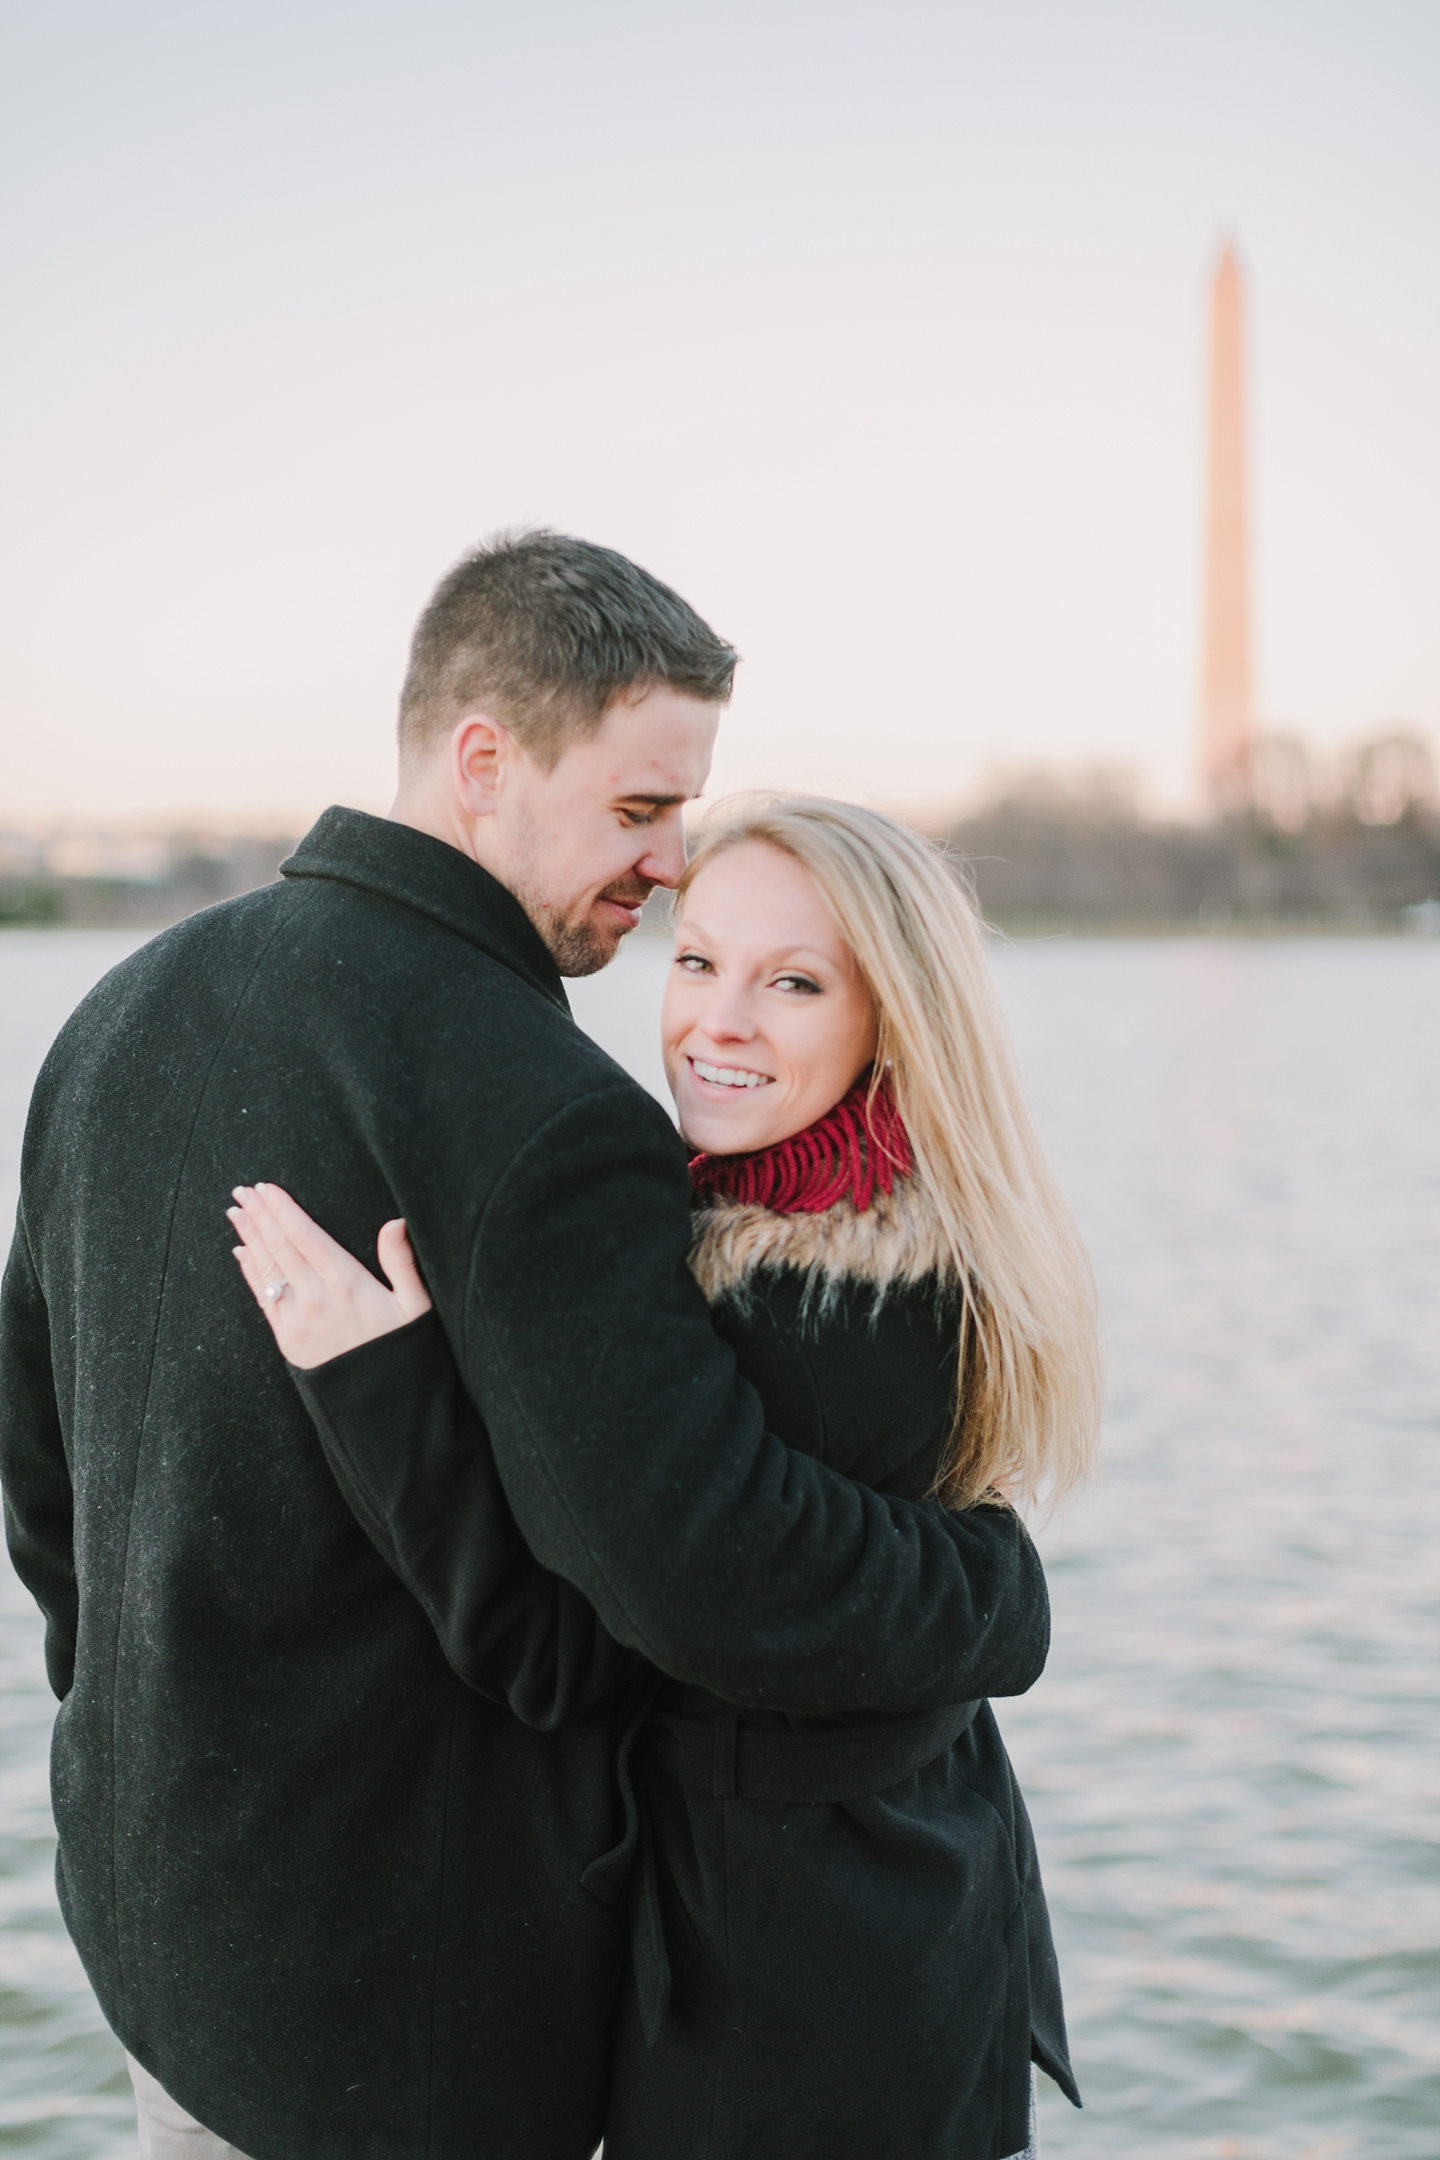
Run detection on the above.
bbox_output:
[1,926,1437,2159]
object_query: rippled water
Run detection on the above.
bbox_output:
[3,927,1438,2159]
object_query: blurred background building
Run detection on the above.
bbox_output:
[1199,240,1254,813]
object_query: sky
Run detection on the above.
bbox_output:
[1,0,1437,829]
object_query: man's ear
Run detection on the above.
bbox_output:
[451,713,513,819]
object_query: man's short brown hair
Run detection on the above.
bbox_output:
[398,530,737,767]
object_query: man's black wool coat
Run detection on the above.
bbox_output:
[0,808,1051,2160]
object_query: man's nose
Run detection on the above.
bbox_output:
[636,814,688,890]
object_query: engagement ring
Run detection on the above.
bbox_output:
[263,1278,290,1302]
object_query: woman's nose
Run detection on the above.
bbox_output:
[704,988,758,1042]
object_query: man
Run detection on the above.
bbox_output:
[0,533,1048,2158]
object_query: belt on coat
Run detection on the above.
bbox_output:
[644,1697,981,1803]
[583,1694,981,2047]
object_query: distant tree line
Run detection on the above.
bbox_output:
[938,730,1440,932]
[4,727,1438,935]
[0,835,297,928]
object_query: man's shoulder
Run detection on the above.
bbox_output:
[266,870,678,1176]
[38,883,296,1067]
[28,873,677,1188]
[47,872,541,1045]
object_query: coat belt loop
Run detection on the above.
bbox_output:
[712,1709,739,1799]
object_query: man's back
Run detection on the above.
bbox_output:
[3,816,650,2157]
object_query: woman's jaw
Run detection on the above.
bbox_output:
[662,840,879,1157]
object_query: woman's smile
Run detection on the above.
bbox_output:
[688,1058,775,1091]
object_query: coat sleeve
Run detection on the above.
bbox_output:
[456,1084,1050,1718]
[290,1311,646,1728]
[0,1205,77,1700]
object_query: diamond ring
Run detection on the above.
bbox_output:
[263,1278,290,1302]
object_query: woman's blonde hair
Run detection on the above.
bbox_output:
[677,796,1102,1512]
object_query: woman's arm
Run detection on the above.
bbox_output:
[454,1087,1050,1714]
[230,1149,1050,1719]
[229,1188,645,1728]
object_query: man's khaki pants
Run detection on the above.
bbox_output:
[126,2056,254,2160]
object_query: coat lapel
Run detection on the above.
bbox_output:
[281,806,570,1013]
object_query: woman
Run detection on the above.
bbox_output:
[230,798,1101,2160]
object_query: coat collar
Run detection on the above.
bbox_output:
[281,806,569,1013]
[688,1175,954,1310]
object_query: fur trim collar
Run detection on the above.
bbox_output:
[688,1173,956,1311]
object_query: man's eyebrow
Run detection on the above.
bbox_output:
[613,791,689,808]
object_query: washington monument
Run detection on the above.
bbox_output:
[1200,239,1253,810]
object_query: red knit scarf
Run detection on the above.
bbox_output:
[688,1074,913,1215]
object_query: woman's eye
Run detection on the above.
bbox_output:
[774,973,821,995]
[676,952,712,974]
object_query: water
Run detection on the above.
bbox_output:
[3,927,1439,2159]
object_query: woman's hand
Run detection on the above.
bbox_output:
[227,1182,433,1370]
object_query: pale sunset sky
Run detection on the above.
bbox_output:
[1,0,1436,828]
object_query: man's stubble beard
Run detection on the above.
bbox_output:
[508,832,654,977]
[536,908,625,979]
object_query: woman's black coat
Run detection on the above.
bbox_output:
[610,1196,1079,2160]
[0,808,1051,2160]
[305,1177,1080,2160]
